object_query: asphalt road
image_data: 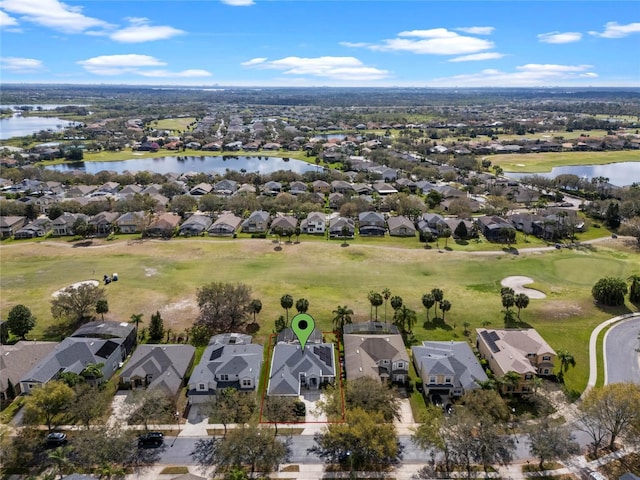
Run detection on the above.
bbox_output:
[605,317,640,385]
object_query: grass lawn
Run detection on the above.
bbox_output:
[151,117,196,133]
[1,237,638,396]
[490,150,640,173]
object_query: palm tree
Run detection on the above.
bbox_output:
[332,305,353,333]
[390,295,403,312]
[369,292,383,321]
[514,293,530,320]
[381,288,391,322]
[421,293,435,323]
[499,371,522,396]
[440,299,451,322]
[249,299,262,323]
[129,313,144,335]
[47,445,72,479]
[80,362,104,381]
[481,320,492,327]
[431,288,444,319]
[556,350,576,381]
[280,294,293,325]
[295,298,309,314]
[394,305,417,335]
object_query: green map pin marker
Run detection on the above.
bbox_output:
[291,313,315,351]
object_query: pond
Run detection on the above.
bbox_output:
[46,155,320,175]
[505,162,640,187]
[0,114,78,140]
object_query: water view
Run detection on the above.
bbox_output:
[506,162,640,187]
[46,155,319,175]
[0,115,78,140]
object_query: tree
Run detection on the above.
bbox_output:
[6,304,36,339]
[280,294,294,325]
[605,202,621,229]
[431,288,444,319]
[440,300,451,323]
[207,388,255,436]
[514,293,529,320]
[196,282,253,333]
[527,418,579,470]
[382,288,391,322]
[344,377,401,422]
[51,283,106,324]
[170,194,198,217]
[309,408,403,472]
[332,305,353,333]
[127,388,174,431]
[23,381,75,432]
[95,299,109,320]
[295,298,309,314]
[421,293,435,323]
[248,299,262,323]
[368,291,383,321]
[441,227,452,248]
[48,445,73,479]
[148,310,164,342]
[501,292,515,311]
[461,389,510,424]
[592,276,628,306]
[621,217,640,247]
[390,295,403,312]
[71,382,111,429]
[191,424,290,478]
[394,305,417,336]
[499,371,522,396]
[579,383,640,451]
[129,313,144,333]
[80,362,104,381]
[628,275,640,304]
[556,350,576,382]
[263,396,298,436]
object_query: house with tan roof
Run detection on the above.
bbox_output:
[476,328,556,394]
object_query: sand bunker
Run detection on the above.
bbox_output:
[52,280,100,297]
[501,276,546,299]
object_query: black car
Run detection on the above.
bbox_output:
[46,432,68,447]
[138,431,164,448]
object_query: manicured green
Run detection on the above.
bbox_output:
[1,238,637,395]
[491,150,640,173]
[152,117,196,132]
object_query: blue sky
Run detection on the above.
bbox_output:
[1,0,638,87]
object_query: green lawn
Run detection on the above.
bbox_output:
[491,150,640,173]
[1,237,637,395]
[151,117,197,133]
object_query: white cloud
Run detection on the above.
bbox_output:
[339,41,371,48]
[429,63,598,87]
[110,18,185,43]
[241,57,267,66]
[77,54,211,78]
[360,28,494,55]
[220,0,254,5]
[1,0,111,34]
[538,31,583,44]
[449,52,506,62]
[242,56,390,81]
[589,21,640,38]
[0,10,18,26]
[0,56,44,73]
[456,26,495,35]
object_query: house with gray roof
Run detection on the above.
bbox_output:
[88,211,120,236]
[208,213,242,236]
[0,216,27,238]
[267,328,335,396]
[14,217,53,239]
[301,211,326,235]
[270,215,297,233]
[52,213,89,236]
[241,210,271,233]
[1,341,58,402]
[71,321,137,358]
[119,344,195,396]
[116,211,146,233]
[343,327,409,383]
[358,211,386,237]
[387,216,416,237]
[188,334,263,405]
[179,214,213,236]
[412,341,488,401]
[329,216,355,239]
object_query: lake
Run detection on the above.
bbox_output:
[46,155,320,175]
[0,115,78,140]
[506,162,640,187]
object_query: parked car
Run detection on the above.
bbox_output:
[46,432,67,447]
[138,431,164,448]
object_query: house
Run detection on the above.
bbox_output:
[241,210,271,233]
[0,216,27,238]
[262,181,282,196]
[120,184,143,196]
[267,328,335,396]
[188,333,263,405]
[301,212,326,234]
[88,211,120,236]
[214,179,238,195]
[14,217,53,239]
[476,328,556,394]
[343,324,409,383]
[289,181,308,195]
[66,185,97,198]
[0,341,58,403]
[372,183,399,196]
[270,215,298,234]
[208,213,242,236]
[146,213,181,237]
[417,213,447,239]
[328,192,344,210]
[329,216,355,238]
[116,211,146,234]
[387,216,416,237]
[52,213,89,236]
[179,214,213,236]
[189,183,213,196]
[331,180,354,194]
[312,180,331,194]
[444,218,476,239]
[119,344,195,397]
[476,216,516,242]
[412,341,488,401]
[71,321,137,357]
[358,211,386,237]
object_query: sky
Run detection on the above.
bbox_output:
[0,0,639,88]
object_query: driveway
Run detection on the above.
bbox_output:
[604,317,640,385]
